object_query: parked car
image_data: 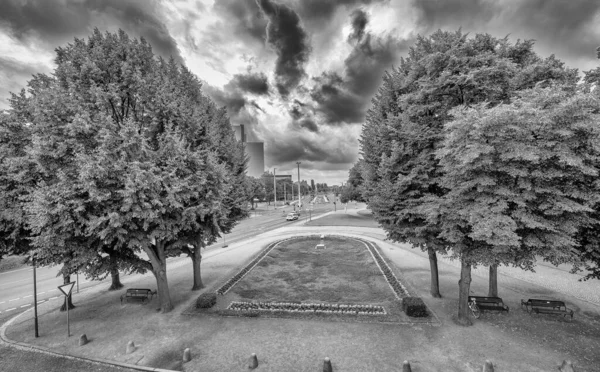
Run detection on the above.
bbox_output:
[286,213,298,221]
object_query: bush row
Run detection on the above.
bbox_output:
[216,240,286,295]
[364,242,409,299]
[402,297,428,317]
[195,292,217,309]
[227,301,386,315]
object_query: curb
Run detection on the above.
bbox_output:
[0,306,177,372]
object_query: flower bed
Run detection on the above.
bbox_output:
[216,238,293,295]
[362,240,409,299]
[227,301,386,315]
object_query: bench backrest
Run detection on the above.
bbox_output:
[127,288,151,295]
[468,296,504,304]
[527,299,565,308]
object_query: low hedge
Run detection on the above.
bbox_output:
[195,292,217,309]
[402,297,428,317]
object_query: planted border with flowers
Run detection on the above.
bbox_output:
[227,301,386,315]
[361,239,409,299]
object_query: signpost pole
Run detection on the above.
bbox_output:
[58,282,75,338]
[67,302,70,337]
[33,255,39,338]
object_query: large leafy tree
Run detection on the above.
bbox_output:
[340,161,365,204]
[23,31,154,301]
[573,50,600,281]
[245,176,266,210]
[361,30,578,299]
[435,85,600,324]
[22,29,245,312]
[0,96,36,262]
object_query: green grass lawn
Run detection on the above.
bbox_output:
[231,236,395,304]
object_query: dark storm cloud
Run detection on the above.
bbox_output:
[410,0,496,29]
[348,9,368,42]
[255,0,311,96]
[231,72,270,95]
[266,131,355,164]
[0,0,184,65]
[212,0,267,44]
[297,118,319,132]
[203,84,247,115]
[0,57,52,109]
[205,71,271,115]
[310,14,407,125]
[296,0,388,23]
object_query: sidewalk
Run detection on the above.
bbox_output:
[2,210,600,371]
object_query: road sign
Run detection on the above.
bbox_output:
[58,282,75,297]
[58,282,75,338]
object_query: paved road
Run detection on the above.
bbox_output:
[0,195,333,318]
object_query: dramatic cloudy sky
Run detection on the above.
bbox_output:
[1,0,600,185]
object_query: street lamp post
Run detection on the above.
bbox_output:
[32,254,39,338]
[296,162,301,208]
[273,168,277,209]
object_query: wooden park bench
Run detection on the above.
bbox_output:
[468,296,510,313]
[520,299,574,319]
[120,288,157,304]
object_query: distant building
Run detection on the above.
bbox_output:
[233,125,246,142]
[233,124,264,178]
[245,142,264,178]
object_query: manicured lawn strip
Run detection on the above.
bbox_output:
[215,237,297,295]
[229,236,396,304]
[227,301,386,315]
[361,238,410,299]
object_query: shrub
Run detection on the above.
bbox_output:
[402,297,428,317]
[195,292,217,309]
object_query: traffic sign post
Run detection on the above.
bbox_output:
[58,282,75,337]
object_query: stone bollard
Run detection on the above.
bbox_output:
[126,340,136,354]
[183,348,191,363]
[402,360,412,372]
[79,334,88,346]
[248,353,258,369]
[559,360,575,372]
[323,357,332,372]
[483,360,494,372]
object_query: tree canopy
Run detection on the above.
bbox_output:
[4,29,247,312]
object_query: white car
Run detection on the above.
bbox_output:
[286,213,298,221]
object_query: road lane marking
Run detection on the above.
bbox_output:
[23,295,32,298]
[6,308,16,311]
[37,300,46,304]
[0,267,32,276]
[8,298,19,302]
[39,291,46,294]
[20,304,31,308]
[0,301,4,304]
[50,296,59,300]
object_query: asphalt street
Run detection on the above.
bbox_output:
[0,196,333,322]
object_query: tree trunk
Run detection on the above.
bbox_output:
[108,252,123,291]
[154,262,172,313]
[191,246,204,290]
[427,247,442,298]
[60,274,75,312]
[488,264,498,297]
[143,241,173,313]
[457,258,472,326]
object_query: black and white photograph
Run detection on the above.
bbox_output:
[1,1,600,371]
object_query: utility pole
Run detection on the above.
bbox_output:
[296,162,301,208]
[284,181,286,204]
[32,254,39,338]
[273,168,277,209]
